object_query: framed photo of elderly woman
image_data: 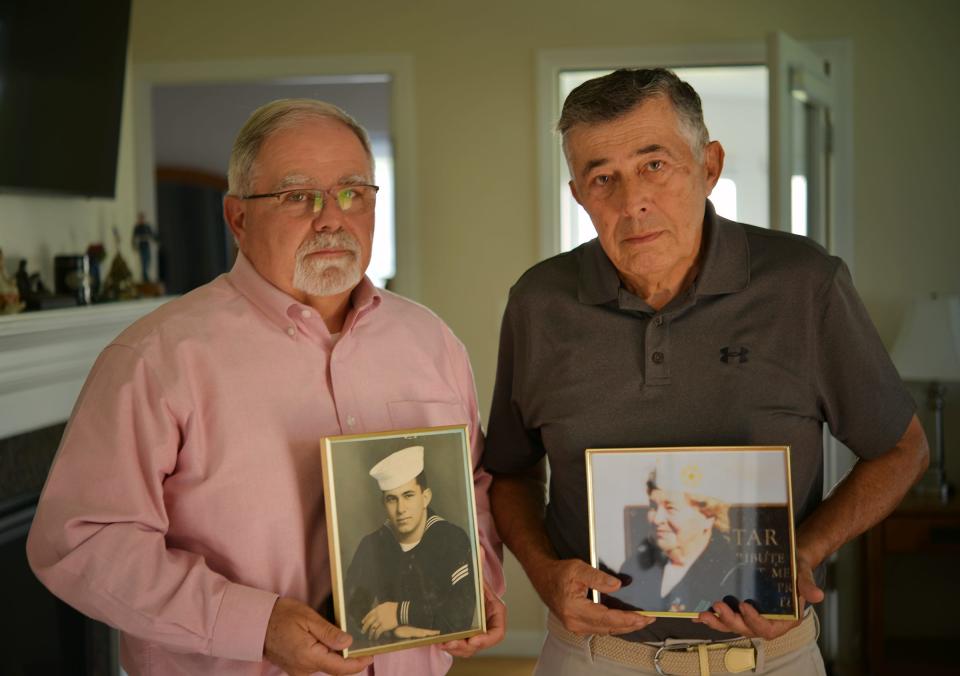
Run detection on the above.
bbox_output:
[321,425,486,658]
[586,446,799,620]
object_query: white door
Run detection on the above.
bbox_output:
[769,31,837,247]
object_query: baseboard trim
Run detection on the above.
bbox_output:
[483,630,546,657]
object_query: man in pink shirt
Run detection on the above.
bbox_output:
[27,99,506,675]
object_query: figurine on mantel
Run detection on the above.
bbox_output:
[131,212,158,284]
[0,249,25,314]
[100,227,137,302]
[86,243,106,302]
[14,259,67,311]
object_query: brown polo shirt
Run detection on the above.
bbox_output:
[483,202,914,641]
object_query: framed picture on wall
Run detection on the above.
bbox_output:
[321,424,486,657]
[586,446,798,620]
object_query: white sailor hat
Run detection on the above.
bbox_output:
[369,445,425,491]
[648,450,787,505]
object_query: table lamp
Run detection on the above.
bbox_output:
[890,293,960,502]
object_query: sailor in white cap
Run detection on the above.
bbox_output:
[369,445,431,542]
[343,445,477,648]
[609,453,745,615]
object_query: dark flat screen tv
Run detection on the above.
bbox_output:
[0,0,131,198]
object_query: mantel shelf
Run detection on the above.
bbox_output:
[0,299,171,439]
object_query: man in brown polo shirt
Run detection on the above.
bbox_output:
[483,68,929,675]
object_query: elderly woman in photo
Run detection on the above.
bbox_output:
[611,458,742,614]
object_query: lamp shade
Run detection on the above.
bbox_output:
[891,294,960,382]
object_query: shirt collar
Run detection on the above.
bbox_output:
[695,201,750,296]
[577,199,749,307]
[577,239,622,305]
[227,251,382,333]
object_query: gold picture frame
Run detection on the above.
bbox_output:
[321,424,486,658]
[586,445,799,621]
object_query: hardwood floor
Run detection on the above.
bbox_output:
[448,657,537,676]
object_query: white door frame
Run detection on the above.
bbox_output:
[131,54,420,299]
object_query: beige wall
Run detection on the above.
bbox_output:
[131,0,960,383]
[125,0,958,642]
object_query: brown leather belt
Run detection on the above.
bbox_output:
[547,610,818,675]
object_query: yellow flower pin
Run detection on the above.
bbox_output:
[680,464,702,489]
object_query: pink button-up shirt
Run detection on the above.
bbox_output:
[27,253,504,675]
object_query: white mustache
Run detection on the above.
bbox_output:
[297,231,361,257]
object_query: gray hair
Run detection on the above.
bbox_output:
[557,68,710,161]
[227,98,374,196]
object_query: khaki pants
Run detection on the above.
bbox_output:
[533,619,827,676]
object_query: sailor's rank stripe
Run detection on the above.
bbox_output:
[451,563,470,585]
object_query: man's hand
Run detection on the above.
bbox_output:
[264,597,372,676]
[490,469,652,637]
[535,558,654,636]
[441,586,507,657]
[698,416,927,638]
[361,601,399,640]
[694,553,824,639]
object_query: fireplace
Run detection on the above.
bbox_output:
[0,424,115,676]
[0,300,167,676]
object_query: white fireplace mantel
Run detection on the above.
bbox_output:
[0,299,170,439]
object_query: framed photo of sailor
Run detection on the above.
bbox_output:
[586,446,799,620]
[321,424,486,657]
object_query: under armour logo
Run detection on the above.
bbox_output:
[720,346,749,363]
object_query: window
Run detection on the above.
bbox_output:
[369,140,396,288]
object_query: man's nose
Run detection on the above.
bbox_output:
[311,198,346,231]
[621,173,651,219]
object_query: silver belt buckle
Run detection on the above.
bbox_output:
[653,642,693,676]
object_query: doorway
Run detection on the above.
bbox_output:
[150,77,396,293]
[132,55,418,298]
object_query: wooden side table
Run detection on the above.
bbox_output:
[863,494,960,675]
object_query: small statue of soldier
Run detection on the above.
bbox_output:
[131,212,158,283]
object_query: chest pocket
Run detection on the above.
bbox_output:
[388,400,466,430]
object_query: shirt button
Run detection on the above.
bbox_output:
[300,309,311,318]
[346,415,357,428]
[651,351,665,364]
[654,315,664,327]
[286,326,296,337]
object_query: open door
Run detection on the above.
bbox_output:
[770,31,855,494]
[769,31,837,249]
[771,31,861,670]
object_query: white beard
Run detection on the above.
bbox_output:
[292,231,363,297]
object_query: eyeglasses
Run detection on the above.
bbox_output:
[241,184,379,216]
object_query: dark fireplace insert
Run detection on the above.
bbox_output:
[1,423,114,676]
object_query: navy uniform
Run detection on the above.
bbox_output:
[345,511,476,649]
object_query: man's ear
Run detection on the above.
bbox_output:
[422,487,432,508]
[703,141,725,192]
[223,195,247,246]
